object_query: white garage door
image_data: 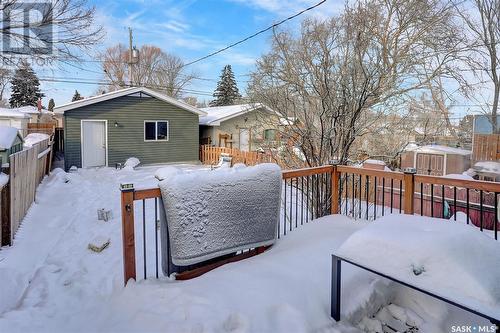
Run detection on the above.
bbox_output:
[82,120,107,168]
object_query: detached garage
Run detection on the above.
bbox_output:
[55,87,206,171]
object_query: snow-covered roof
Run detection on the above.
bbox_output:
[54,87,207,116]
[405,145,471,156]
[363,159,386,166]
[0,126,22,149]
[199,103,274,126]
[0,107,37,118]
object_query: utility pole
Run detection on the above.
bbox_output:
[128,27,133,87]
[127,27,140,87]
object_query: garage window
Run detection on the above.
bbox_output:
[144,121,169,141]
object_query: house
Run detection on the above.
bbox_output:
[472,114,500,162]
[54,87,207,170]
[400,144,471,176]
[0,108,31,136]
[0,126,23,166]
[6,105,57,124]
[199,103,286,151]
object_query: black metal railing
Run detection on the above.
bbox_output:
[121,164,500,284]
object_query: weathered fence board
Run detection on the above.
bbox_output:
[27,122,56,136]
[6,139,51,244]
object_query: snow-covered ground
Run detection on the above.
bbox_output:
[0,165,495,333]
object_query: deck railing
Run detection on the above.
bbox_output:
[120,164,500,284]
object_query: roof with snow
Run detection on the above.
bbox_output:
[54,87,207,116]
[199,103,274,126]
[405,144,471,156]
[0,126,22,150]
[0,107,37,118]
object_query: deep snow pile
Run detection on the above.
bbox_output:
[0,165,494,333]
[23,133,50,148]
[337,215,500,320]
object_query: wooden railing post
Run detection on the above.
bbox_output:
[403,168,416,215]
[120,183,136,285]
[330,161,340,214]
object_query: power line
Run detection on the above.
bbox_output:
[37,77,214,96]
[181,0,327,68]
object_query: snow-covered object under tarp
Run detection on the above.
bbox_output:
[336,215,500,321]
[123,157,140,170]
[158,163,282,270]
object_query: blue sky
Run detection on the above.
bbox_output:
[38,0,342,106]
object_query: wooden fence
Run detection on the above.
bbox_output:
[199,145,273,166]
[472,134,500,162]
[1,138,52,245]
[27,122,56,136]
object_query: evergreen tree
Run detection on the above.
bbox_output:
[48,98,55,112]
[9,62,44,108]
[72,90,83,101]
[210,65,241,106]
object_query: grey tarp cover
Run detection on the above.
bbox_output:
[158,163,282,272]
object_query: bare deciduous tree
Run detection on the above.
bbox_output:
[0,0,103,62]
[101,44,196,98]
[249,0,460,168]
[453,0,500,133]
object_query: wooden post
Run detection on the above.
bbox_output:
[403,168,416,215]
[330,161,340,214]
[120,184,136,285]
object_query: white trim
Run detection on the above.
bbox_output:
[80,120,108,168]
[144,120,169,142]
[55,87,207,116]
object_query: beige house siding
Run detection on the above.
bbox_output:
[200,108,281,151]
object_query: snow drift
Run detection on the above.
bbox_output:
[158,163,282,269]
[336,215,500,320]
[23,133,49,149]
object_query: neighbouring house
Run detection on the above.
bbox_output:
[0,106,60,137]
[6,105,58,124]
[472,114,500,162]
[54,87,206,170]
[0,126,23,166]
[400,144,471,176]
[0,108,31,136]
[199,103,288,151]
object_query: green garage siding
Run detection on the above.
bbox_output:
[64,95,199,170]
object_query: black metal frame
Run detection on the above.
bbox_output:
[331,255,500,328]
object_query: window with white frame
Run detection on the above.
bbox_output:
[144,121,169,141]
